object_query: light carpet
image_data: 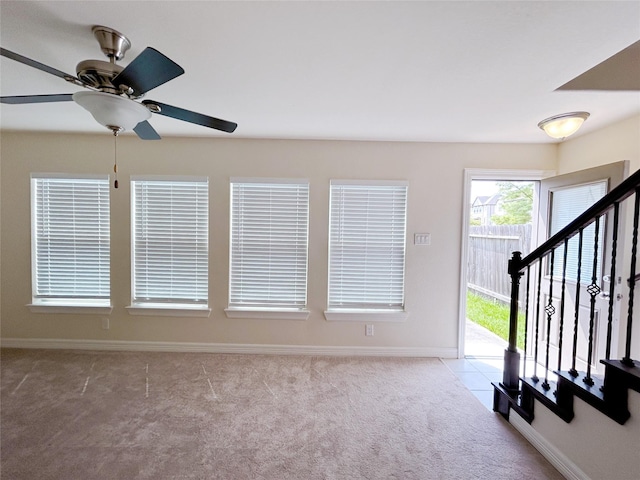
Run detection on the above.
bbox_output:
[0,349,563,479]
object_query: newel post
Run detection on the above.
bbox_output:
[502,251,523,393]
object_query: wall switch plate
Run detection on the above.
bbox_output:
[365,324,374,336]
[414,233,431,245]
[101,317,110,330]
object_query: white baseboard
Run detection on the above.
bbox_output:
[0,337,457,358]
[509,411,589,480]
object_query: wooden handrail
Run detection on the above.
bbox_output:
[516,168,640,270]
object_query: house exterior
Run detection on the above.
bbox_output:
[471,193,502,225]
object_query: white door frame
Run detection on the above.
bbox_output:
[458,168,555,358]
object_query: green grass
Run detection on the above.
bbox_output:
[466,291,525,350]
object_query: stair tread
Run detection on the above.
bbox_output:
[601,359,640,392]
[520,376,574,423]
[555,370,606,403]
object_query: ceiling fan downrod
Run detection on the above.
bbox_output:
[92,26,131,61]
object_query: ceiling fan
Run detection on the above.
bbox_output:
[0,25,238,139]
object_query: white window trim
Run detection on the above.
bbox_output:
[327,180,409,319]
[228,178,310,316]
[329,179,409,187]
[224,307,310,320]
[130,175,210,310]
[324,309,409,322]
[30,173,111,310]
[126,304,212,318]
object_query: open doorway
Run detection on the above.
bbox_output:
[465,179,536,357]
[458,168,549,359]
[459,163,627,361]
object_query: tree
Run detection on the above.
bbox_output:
[491,182,533,225]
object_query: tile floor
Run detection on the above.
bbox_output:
[443,321,544,411]
[441,356,503,410]
[439,319,507,410]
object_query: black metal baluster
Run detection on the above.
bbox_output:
[569,229,584,378]
[493,170,640,423]
[622,188,640,367]
[522,265,531,379]
[605,202,620,360]
[558,238,569,371]
[542,249,555,391]
[584,217,601,386]
[532,257,543,383]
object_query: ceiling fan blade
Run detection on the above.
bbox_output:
[1,94,74,104]
[113,47,184,96]
[142,100,238,133]
[1,47,80,83]
[133,120,161,140]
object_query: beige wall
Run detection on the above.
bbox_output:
[558,114,640,175]
[1,131,556,352]
[528,114,640,480]
[530,391,640,480]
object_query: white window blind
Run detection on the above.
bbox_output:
[328,181,408,310]
[550,181,607,284]
[31,174,110,304]
[131,177,208,305]
[229,179,309,308]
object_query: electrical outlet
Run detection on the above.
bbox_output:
[365,324,374,336]
[101,317,110,330]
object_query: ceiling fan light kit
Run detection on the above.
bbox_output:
[537,111,590,140]
[73,91,150,133]
[0,25,238,139]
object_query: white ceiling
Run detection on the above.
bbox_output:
[1,1,639,144]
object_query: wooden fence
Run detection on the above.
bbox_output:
[467,224,532,304]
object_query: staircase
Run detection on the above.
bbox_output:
[493,168,640,426]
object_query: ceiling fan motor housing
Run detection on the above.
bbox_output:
[76,59,123,91]
[75,26,133,93]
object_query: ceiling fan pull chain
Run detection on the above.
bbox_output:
[113,130,119,189]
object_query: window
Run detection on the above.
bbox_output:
[226,179,310,319]
[130,176,210,315]
[550,181,607,284]
[326,180,409,321]
[30,174,111,312]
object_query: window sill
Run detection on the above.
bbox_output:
[224,307,310,320]
[27,303,113,315]
[126,304,212,317]
[324,309,409,322]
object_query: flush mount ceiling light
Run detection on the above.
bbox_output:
[72,91,151,134]
[537,111,590,140]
